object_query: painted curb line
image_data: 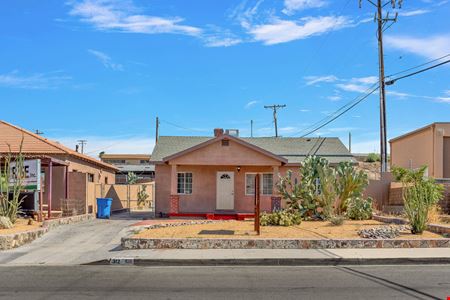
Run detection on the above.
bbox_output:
[86,257,450,266]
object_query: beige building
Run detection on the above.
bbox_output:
[100,154,155,184]
[390,122,450,178]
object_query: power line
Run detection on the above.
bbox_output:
[159,119,210,133]
[297,86,379,138]
[386,53,450,78]
[385,59,450,85]
[289,83,379,137]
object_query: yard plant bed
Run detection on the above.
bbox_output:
[122,220,450,249]
[0,218,42,235]
[133,220,442,239]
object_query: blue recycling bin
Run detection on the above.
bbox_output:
[96,198,112,219]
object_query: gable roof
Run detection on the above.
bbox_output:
[162,134,288,164]
[0,120,117,171]
[151,135,354,165]
[389,122,450,143]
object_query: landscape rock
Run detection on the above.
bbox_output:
[0,216,13,229]
[358,225,409,239]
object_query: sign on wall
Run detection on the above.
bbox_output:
[10,159,41,191]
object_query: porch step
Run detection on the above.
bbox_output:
[169,213,255,220]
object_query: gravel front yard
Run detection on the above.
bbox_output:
[133,219,444,240]
[0,218,42,235]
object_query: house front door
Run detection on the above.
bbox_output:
[216,171,234,210]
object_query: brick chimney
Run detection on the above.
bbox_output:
[214,128,224,137]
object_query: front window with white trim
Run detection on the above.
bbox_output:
[177,172,192,194]
[245,173,273,196]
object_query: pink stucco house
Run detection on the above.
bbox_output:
[151,129,355,219]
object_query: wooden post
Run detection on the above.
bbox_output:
[47,160,53,219]
[254,174,260,235]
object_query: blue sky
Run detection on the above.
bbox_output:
[0,0,449,156]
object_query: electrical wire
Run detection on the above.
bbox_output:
[385,54,450,78]
[298,86,379,138]
[385,59,450,85]
[289,83,379,137]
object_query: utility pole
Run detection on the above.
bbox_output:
[349,132,352,153]
[155,116,160,144]
[34,130,44,135]
[359,0,402,173]
[77,140,87,154]
[250,120,253,137]
[264,104,286,137]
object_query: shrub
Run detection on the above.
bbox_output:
[260,210,302,227]
[403,178,444,234]
[394,166,444,234]
[329,215,345,226]
[365,153,380,163]
[277,156,369,219]
[346,197,373,220]
[335,162,369,213]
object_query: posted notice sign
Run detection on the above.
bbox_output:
[10,159,41,191]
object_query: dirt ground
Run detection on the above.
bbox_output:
[134,219,444,240]
[0,218,42,235]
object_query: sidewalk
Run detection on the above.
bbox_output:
[99,248,450,266]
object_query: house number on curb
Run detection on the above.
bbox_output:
[109,258,134,265]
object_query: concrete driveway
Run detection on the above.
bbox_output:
[0,212,151,265]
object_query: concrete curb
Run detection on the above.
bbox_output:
[87,257,450,266]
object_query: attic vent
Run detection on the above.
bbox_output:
[222,140,229,146]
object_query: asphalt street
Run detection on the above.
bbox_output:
[0,265,448,299]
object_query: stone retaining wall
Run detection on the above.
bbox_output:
[122,237,450,250]
[0,213,97,250]
[0,227,48,250]
[43,213,96,230]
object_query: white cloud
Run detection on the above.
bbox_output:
[229,0,265,30]
[436,97,450,103]
[88,49,123,71]
[335,83,370,93]
[202,27,242,47]
[69,0,201,36]
[282,0,327,15]
[245,100,259,109]
[399,9,431,17]
[304,75,338,86]
[53,135,155,158]
[351,76,378,84]
[335,76,378,93]
[249,16,351,45]
[385,35,450,59]
[327,95,342,101]
[299,109,311,112]
[0,71,71,89]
